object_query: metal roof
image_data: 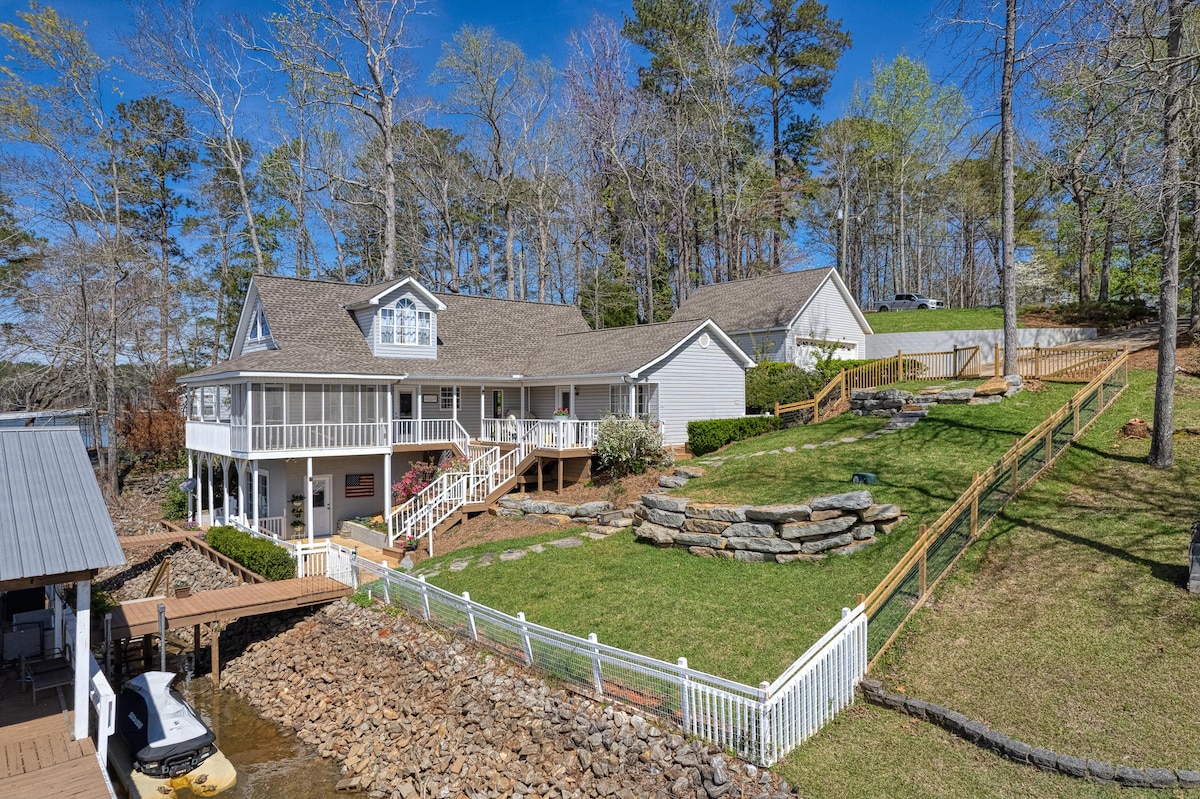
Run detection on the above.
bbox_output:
[0,427,125,584]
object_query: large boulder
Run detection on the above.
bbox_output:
[937,387,975,404]
[634,521,677,546]
[724,536,802,554]
[799,531,855,554]
[684,503,750,523]
[723,521,776,538]
[640,494,691,513]
[973,376,1011,397]
[744,504,811,523]
[780,516,857,540]
[810,490,874,512]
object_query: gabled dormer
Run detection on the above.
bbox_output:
[345,276,446,360]
[231,281,278,356]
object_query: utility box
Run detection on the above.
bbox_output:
[851,472,878,485]
[1189,521,1200,595]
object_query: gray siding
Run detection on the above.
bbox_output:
[364,288,438,360]
[278,453,419,525]
[574,385,610,420]
[732,329,787,363]
[529,386,555,418]
[790,278,868,362]
[641,330,746,445]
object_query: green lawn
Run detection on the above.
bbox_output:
[426,381,1079,685]
[778,368,1200,795]
[867,306,1015,333]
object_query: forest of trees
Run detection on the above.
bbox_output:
[1,0,1198,481]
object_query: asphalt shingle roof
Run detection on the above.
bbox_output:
[525,319,710,376]
[670,268,835,331]
[0,428,125,584]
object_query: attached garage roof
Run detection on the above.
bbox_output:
[0,427,124,585]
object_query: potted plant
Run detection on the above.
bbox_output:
[173,582,191,599]
[291,494,304,509]
[553,407,570,417]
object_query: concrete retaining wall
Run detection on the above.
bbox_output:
[865,327,1096,359]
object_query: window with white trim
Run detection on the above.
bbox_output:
[609,384,650,416]
[380,297,432,346]
[247,305,271,342]
[440,386,460,410]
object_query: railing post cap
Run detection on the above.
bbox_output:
[417,574,426,582]
[677,656,688,668]
[517,611,526,621]
[588,632,598,642]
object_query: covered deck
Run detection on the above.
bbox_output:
[0,682,108,799]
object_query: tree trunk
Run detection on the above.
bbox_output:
[1000,0,1018,376]
[1150,0,1184,469]
[1076,192,1094,303]
[382,125,397,281]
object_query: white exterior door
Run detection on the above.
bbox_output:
[555,386,572,418]
[311,474,333,536]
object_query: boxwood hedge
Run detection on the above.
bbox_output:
[687,416,780,457]
[204,525,296,581]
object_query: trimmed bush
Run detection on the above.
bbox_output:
[687,416,780,456]
[745,358,879,414]
[205,525,296,581]
[162,480,189,521]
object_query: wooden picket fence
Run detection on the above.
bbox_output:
[991,345,1125,381]
[860,352,1129,665]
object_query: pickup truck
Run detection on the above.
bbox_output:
[872,293,945,311]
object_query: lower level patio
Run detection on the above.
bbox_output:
[0,679,109,798]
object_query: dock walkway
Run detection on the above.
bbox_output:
[108,576,351,639]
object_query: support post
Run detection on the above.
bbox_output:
[157,602,167,673]
[678,657,690,731]
[383,453,392,525]
[306,457,314,545]
[206,457,215,527]
[51,586,63,653]
[194,454,203,525]
[416,384,423,436]
[252,459,260,533]
[187,451,195,522]
[193,624,201,666]
[381,565,391,605]
[517,612,534,665]
[557,457,564,494]
[1034,344,1042,378]
[104,612,112,677]
[209,623,220,687]
[463,592,478,641]
[73,580,90,740]
[222,457,230,525]
[418,575,431,620]
[588,633,603,694]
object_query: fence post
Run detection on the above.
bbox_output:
[774,402,780,418]
[1034,344,1041,377]
[994,344,1000,377]
[678,657,691,732]
[1072,398,1080,436]
[1043,425,1053,470]
[380,562,391,605]
[953,345,959,378]
[463,592,478,641]
[1010,441,1020,495]
[517,612,534,665]
[970,474,980,538]
[918,525,928,597]
[588,633,603,694]
[417,575,431,620]
[897,350,903,382]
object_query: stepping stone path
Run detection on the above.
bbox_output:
[412,534,598,578]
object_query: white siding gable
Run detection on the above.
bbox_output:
[360,288,438,360]
[732,330,787,363]
[231,283,276,357]
[641,329,746,445]
[788,277,867,363]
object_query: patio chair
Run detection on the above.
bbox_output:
[21,644,73,704]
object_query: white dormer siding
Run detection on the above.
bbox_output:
[355,289,438,359]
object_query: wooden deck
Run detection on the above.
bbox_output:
[0,681,110,798]
[108,576,351,638]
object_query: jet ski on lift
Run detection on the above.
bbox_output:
[111,671,237,798]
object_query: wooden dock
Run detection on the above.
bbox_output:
[108,576,351,639]
[0,683,110,798]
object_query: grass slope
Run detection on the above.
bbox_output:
[428,381,1077,685]
[867,307,1011,334]
[779,368,1200,796]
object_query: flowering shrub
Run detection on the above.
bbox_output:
[595,415,666,477]
[391,453,472,504]
[553,407,570,417]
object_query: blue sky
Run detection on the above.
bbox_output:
[0,0,946,120]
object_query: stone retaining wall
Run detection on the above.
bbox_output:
[850,375,1022,418]
[632,490,904,562]
[220,601,799,799]
[860,679,1200,790]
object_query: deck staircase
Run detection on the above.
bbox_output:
[386,436,538,556]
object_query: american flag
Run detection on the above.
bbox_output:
[345,474,375,498]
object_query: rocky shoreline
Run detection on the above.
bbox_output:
[219,601,798,799]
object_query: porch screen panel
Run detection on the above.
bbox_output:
[286,384,304,424]
[324,385,341,447]
[304,385,323,424]
[342,386,360,447]
[231,385,247,426]
[362,386,377,423]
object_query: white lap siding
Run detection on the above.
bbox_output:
[731,329,787,363]
[641,330,747,446]
[790,278,867,362]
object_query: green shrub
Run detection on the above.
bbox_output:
[595,416,666,477]
[204,525,296,581]
[162,480,189,521]
[1048,299,1152,328]
[687,416,780,456]
[745,363,823,413]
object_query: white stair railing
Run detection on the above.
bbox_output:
[387,435,537,555]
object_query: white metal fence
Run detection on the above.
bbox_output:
[240,525,867,767]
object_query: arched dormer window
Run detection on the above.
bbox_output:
[380,297,432,346]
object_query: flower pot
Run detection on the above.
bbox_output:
[174,583,191,599]
[292,499,303,509]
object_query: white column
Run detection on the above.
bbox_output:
[520,385,526,418]
[206,457,215,527]
[73,579,90,740]
[387,384,394,446]
[306,457,314,544]
[383,453,392,520]
[478,386,484,427]
[221,457,230,525]
[628,383,636,418]
[186,452,195,521]
[569,384,575,417]
[252,459,260,532]
[416,383,423,439]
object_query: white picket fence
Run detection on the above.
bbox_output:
[240,527,867,766]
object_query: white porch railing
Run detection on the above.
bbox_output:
[252,421,388,451]
[480,418,601,450]
[185,421,233,456]
[248,532,869,767]
[88,651,117,769]
[255,516,286,539]
[391,419,472,454]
